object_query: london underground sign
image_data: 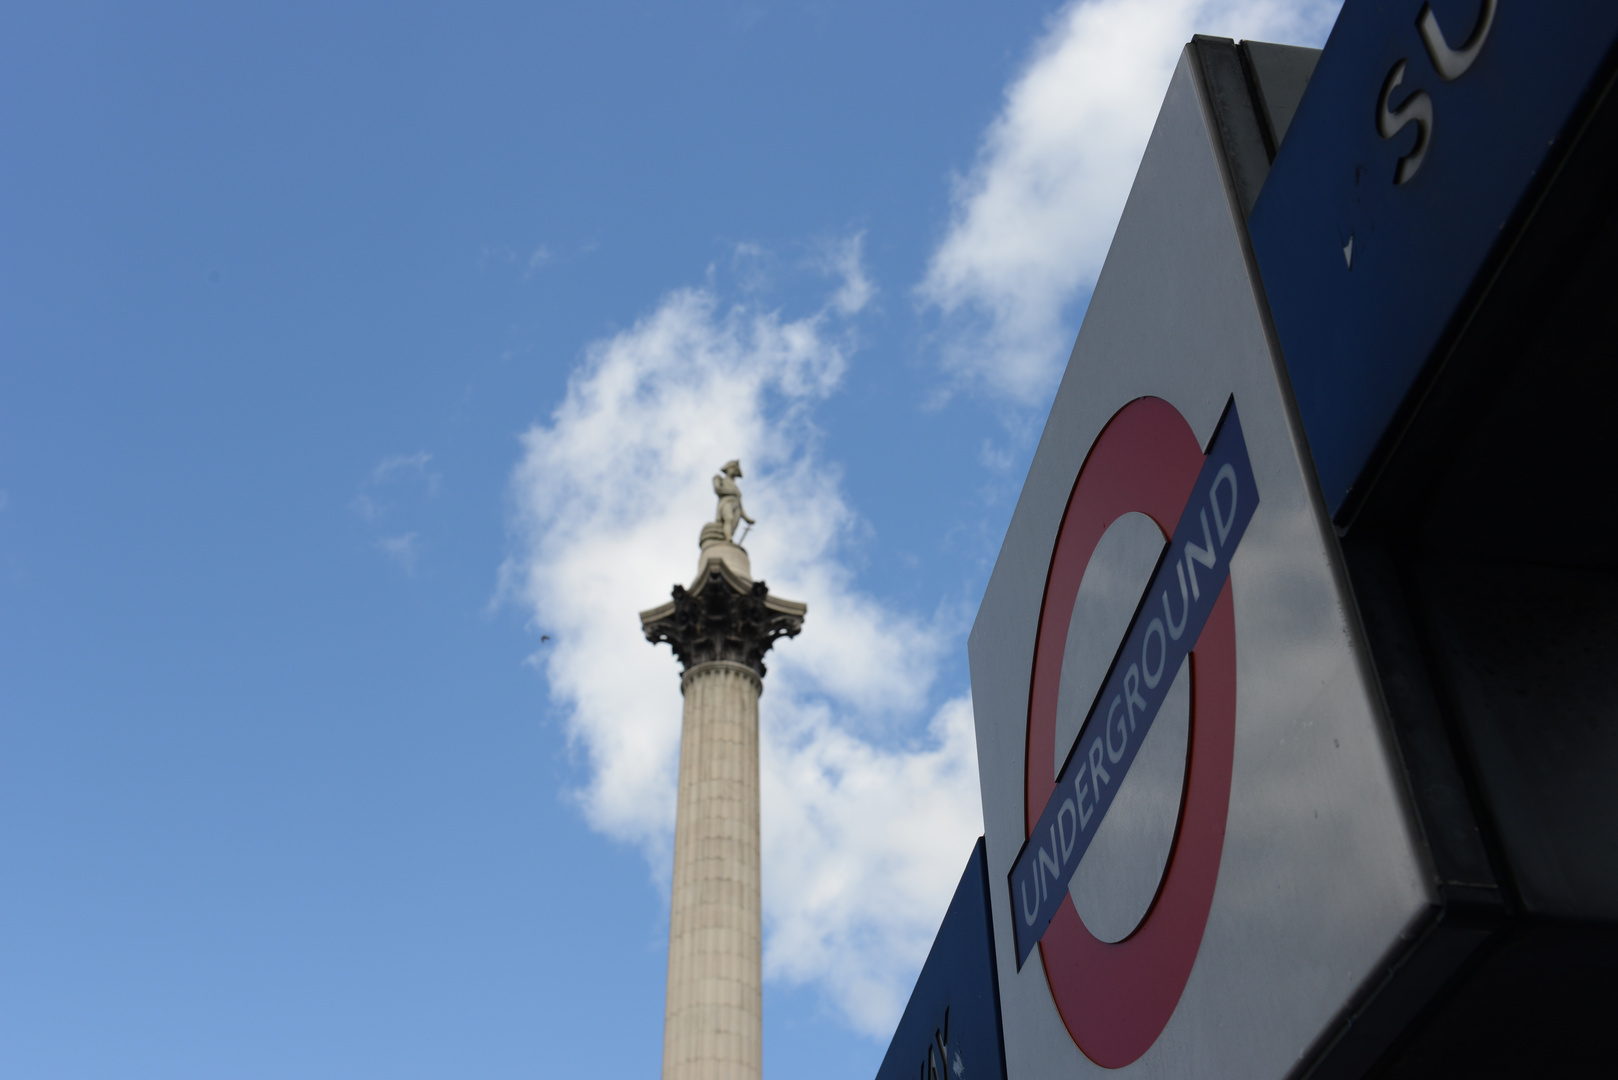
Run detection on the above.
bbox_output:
[968,46,1439,1080]
[1012,396,1254,1068]
[935,1,1618,1069]
[1010,396,1256,970]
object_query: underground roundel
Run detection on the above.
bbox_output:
[1010,395,1256,1068]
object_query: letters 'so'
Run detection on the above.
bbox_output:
[1025,397,1238,1068]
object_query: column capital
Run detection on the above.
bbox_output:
[641,564,806,680]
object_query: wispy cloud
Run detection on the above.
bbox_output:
[502,241,982,1034]
[918,0,1340,407]
[479,242,560,277]
[353,452,439,571]
[371,451,439,493]
[813,232,876,317]
[376,532,421,575]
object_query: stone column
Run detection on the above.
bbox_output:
[641,535,805,1080]
[664,660,763,1080]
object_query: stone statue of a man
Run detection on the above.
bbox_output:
[713,460,755,542]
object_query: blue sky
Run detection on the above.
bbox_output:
[0,2,1338,1077]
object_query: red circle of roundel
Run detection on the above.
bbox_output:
[1025,396,1237,1068]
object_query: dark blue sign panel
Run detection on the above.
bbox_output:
[1008,400,1258,969]
[875,838,1007,1080]
[1249,0,1618,518]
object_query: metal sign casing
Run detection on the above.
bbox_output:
[968,51,1432,1078]
[1249,0,1618,518]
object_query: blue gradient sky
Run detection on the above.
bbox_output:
[0,3,1337,1077]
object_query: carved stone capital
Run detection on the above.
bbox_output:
[641,567,806,680]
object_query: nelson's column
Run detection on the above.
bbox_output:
[640,460,805,1080]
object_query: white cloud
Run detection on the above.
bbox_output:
[502,244,982,1035]
[762,695,982,1030]
[918,0,1341,406]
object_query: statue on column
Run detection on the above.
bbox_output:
[712,460,755,543]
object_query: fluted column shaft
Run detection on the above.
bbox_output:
[662,660,763,1080]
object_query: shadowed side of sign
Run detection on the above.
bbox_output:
[1010,398,1258,968]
